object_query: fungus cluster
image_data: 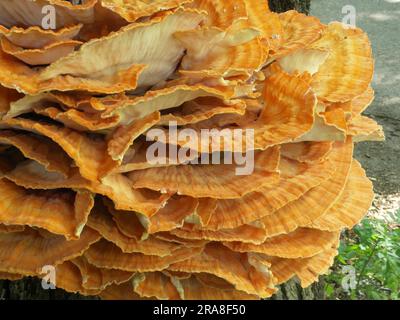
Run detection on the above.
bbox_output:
[0,0,383,299]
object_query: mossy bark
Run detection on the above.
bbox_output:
[0,0,316,300]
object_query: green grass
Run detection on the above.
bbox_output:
[324,210,400,300]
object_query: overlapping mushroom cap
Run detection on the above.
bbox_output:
[0,0,383,300]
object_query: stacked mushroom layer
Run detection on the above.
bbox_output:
[0,0,383,300]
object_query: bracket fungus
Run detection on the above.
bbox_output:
[0,0,383,300]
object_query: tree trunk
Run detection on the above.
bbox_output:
[0,0,317,300]
[268,0,311,14]
[272,278,326,300]
[0,276,326,300]
[0,277,97,300]
[266,0,325,300]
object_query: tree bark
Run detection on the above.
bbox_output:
[272,278,326,300]
[268,0,311,14]
[0,0,317,300]
[266,0,325,300]
[0,277,96,300]
[0,276,326,300]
